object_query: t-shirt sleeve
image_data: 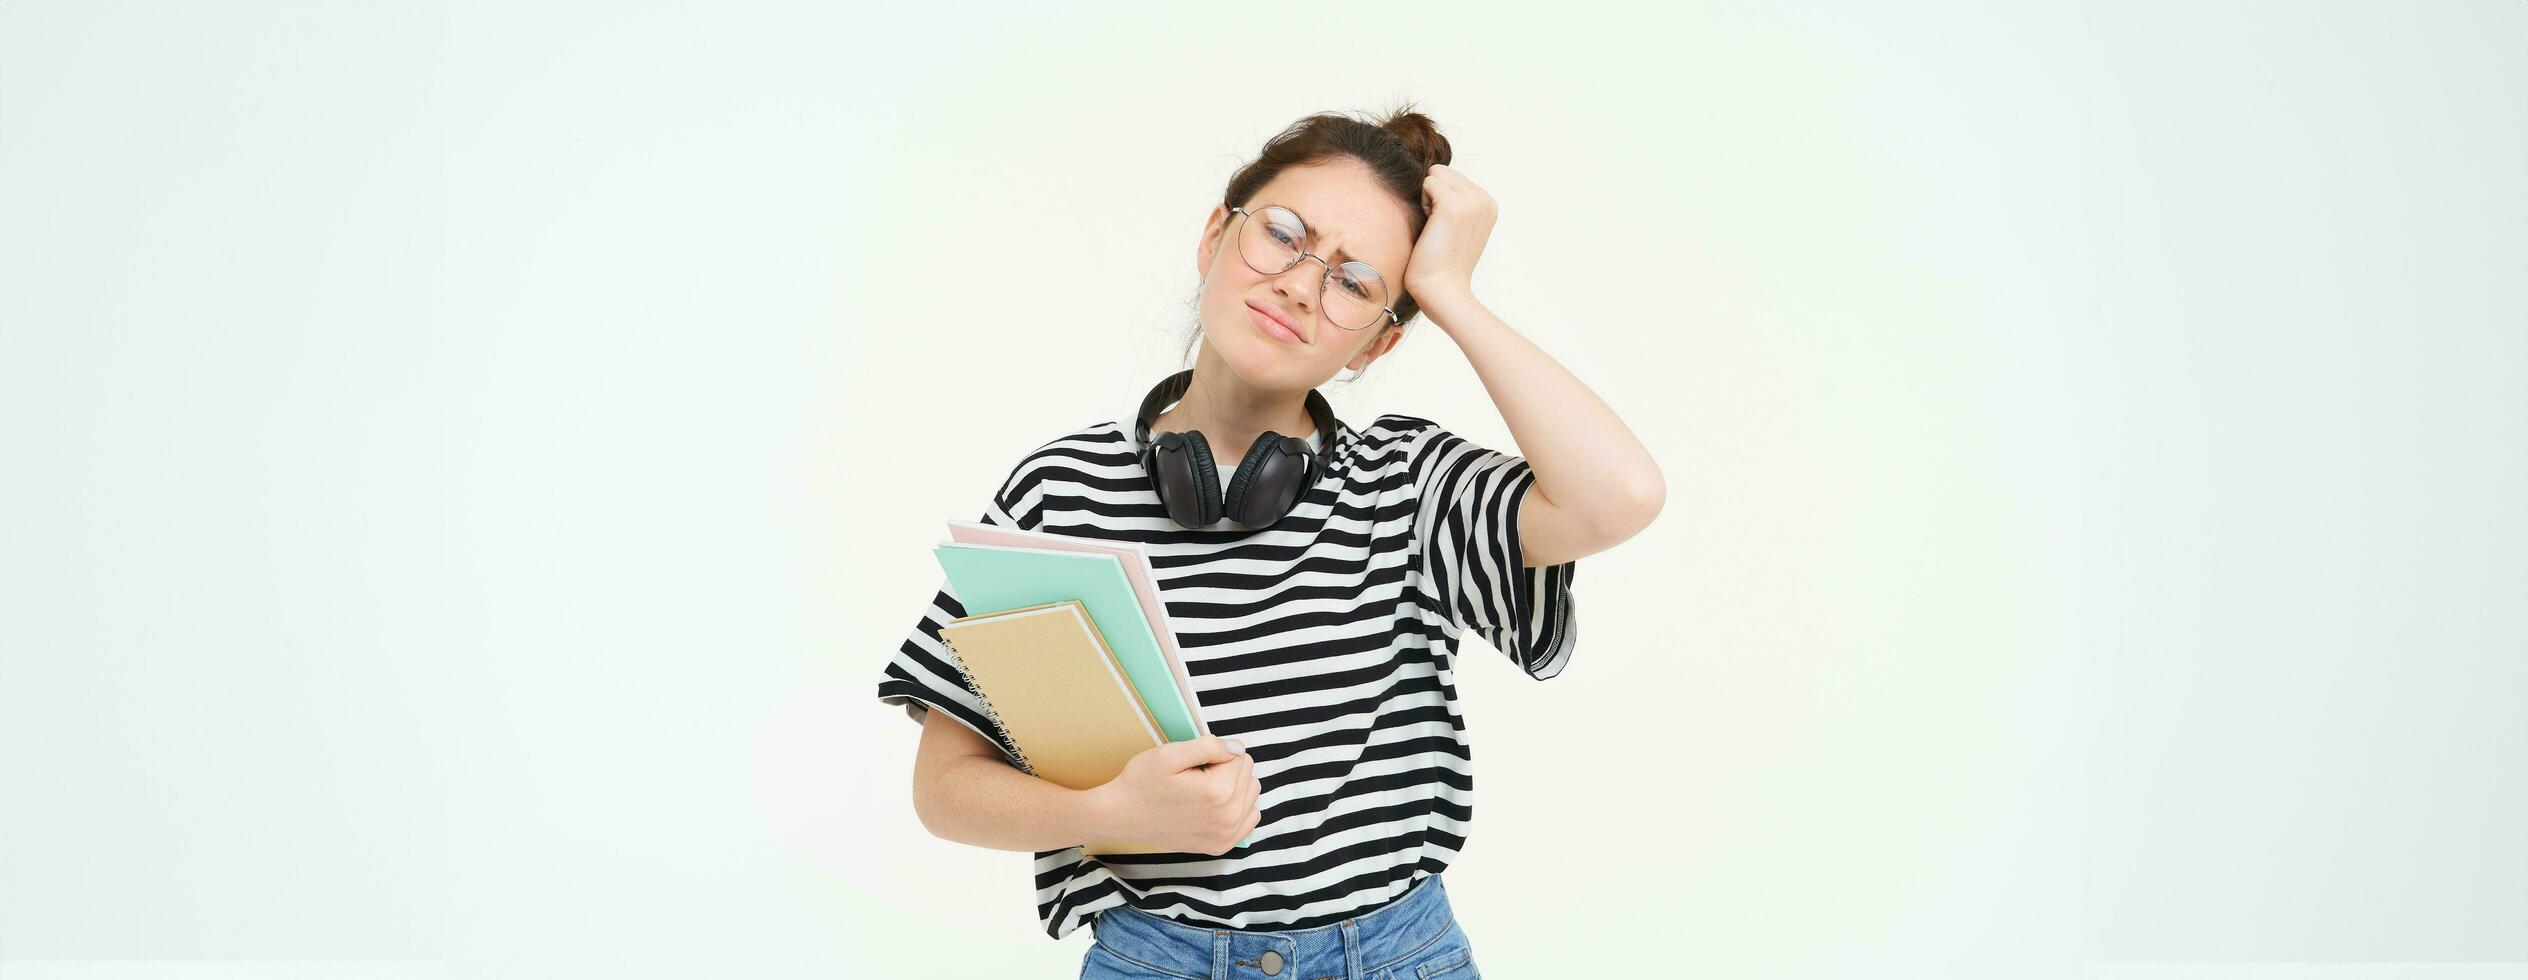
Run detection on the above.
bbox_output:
[873,454,1049,768]
[1407,420,1581,681]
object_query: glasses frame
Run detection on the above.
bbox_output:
[1229,205,1403,332]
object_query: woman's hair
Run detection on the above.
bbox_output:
[1178,102,1455,385]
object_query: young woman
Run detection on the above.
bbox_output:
[877,105,1663,978]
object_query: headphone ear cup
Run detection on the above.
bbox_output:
[1278,435,1319,513]
[1222,433,1283,526]
[1146,429,1224,529]
[1180,429,1223,527]
[1228,434,1321,527]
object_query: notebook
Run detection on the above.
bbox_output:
[930,540,1201,743]
[936,599,1175,856]
[945,520,1208,738]
[932,530,1255,852]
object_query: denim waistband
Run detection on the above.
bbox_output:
[1087,874,1459,980]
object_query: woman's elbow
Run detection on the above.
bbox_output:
[911,760,958,840]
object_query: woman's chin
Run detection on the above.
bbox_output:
[1214,336,1319,390]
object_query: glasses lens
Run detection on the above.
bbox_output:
[1325,261,1389,331]
[1239,206,1306,276]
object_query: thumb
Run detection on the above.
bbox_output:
[1167,735,1246,771]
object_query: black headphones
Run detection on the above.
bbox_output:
[1134,369,1344,529]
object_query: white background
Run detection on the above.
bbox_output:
[2,2,2521,978]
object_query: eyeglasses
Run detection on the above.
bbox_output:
[1229,204,1401,332]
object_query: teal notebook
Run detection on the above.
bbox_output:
[932,540,1255,850]
[931,543,1199,744]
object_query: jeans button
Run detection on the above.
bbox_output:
[1259,949,1282,976]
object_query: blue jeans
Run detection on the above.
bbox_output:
[1080,874,1481,980]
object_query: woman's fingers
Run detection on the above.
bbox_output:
[1220,753,1254,800]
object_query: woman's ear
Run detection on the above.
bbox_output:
[1195,205,1229,278]
[1348,323,1405,371]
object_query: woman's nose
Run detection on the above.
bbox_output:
[1272,262,1320,314]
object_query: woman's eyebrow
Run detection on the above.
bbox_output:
[1293,213,1356,263]
[1293,211,1385,267]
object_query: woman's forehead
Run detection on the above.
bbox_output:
[1252,166,1412,264]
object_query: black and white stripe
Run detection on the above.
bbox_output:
[877,413,1580,940]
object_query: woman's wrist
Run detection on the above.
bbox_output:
[1079,781,1138,843]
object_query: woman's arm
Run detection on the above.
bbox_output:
[1405,164,1665,566]
[910,707,1121,853]
[1426,288,1664,533]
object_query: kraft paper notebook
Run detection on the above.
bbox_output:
[936,600,1174,856]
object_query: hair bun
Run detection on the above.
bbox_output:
[1378,103,1453,170]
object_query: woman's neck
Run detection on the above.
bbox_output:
[1153,359,1319,459]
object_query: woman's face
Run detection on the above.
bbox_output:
[1194,157,1414,392]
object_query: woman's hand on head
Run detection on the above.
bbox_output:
[1401,163,1495,307]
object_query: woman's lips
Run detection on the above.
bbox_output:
[1247,303,1303,344]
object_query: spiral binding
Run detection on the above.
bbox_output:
[942,635,1037,775]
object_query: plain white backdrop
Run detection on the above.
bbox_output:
[2,1,2521,977]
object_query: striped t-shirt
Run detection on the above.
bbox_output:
[876,411,1581,940]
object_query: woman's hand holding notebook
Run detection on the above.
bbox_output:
[932,525,1255,853]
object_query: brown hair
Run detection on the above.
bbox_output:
[1178,102,1455,384]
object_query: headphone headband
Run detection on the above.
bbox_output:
[1134,369,1342,458]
